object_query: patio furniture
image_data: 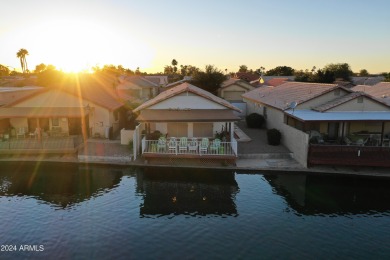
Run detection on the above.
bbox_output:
[16,127,26,139]
[188,138,198,153]
[157,137,167,152]
[199,138,209,154]
[210,138,221,154]
[178,137,188,153]
[168,137,177,154]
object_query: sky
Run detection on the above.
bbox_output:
[1,0,390,74]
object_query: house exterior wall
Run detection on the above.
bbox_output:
[297,89,349,109]
[349,121,383,133]
[151,122,223,138]
[91,106,111,137]
[245,97,308,167]
[327,97,390,112]
[149,95,226,110]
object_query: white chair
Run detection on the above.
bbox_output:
[199,138,209,154]
[16,127,26,139]
[178,137,188,153]
[188,138,198,153]
[168,137,177,154]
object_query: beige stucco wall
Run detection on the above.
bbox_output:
[297,89,349,109]
[152,122,225,138]
[220,83,254,101]
[150,95,226,110]
[245,98,308,167]
[327,97,390,112]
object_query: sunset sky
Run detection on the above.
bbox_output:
[1,0,389,74]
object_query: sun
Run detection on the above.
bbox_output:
[27,18,155,73]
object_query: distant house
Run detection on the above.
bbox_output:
[234,72,260,82]
[133,82,241,164]
[243,82,390,167]
[0,82,125,139]
[250,76,295,88]
[352,82,390,104]
[351,76,385,86]
[117,75,159,101]
[144,75,169,87]
[218,78,254,102]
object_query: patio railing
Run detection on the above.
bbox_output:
[142,137,238,157]
[0,136,83,152]
[308,144,390,167]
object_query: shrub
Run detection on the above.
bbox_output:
[245,113,265,128]
[128,140,133,151]
[267,128,282,145]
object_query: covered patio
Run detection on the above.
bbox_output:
[284,110,390,167]
[137,109,239,160]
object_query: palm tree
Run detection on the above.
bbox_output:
[16,48,29,73]
[171,59,178,74]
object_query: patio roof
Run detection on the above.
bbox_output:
[285,110,390,121]
[0,107,89,118]
[136,109,240,122]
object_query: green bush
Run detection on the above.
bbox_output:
[246,113,265,128]
[267,128,282,145]
[128,140,133,150]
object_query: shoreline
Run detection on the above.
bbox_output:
[1,154,389,179]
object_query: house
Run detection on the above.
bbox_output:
[250,76,295,88]
[117,75,159,101]
[243,82,390,167]
[0,76,126,140]
[144,75,169,87]
[352,82,390,105]
[351,76,385,86]
[132,82,241,164]
[218,78,255,102]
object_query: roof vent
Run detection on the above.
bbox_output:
[382,94,388,98]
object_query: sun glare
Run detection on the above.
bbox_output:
[22,18,155,73]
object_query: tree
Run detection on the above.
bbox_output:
[171,59,178,73]
[382,72,390,82]
[16,48,29,73]
[359,69,369,76]
[323,63,353,81]
[256,66,266,75]
[238,65,248,73]
[0,64,10,76]
[265,66,294,76]
[34,63,47,73]
[191,65,226,95]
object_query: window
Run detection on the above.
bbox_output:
[334,89,340,96]
[52,118,59,127]
[357,97,364,103]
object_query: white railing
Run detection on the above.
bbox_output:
[142,138,238,157]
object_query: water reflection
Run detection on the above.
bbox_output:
[137,168,239,217]
[264,174,390,216]
[0,162,123,209]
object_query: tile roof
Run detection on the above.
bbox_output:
[137,109,240,122]
[0,107,89,118]
[351,76,385,86]
[265,78,289,87]
[312,92,365,112]
[133,82,241,112]
[220,78,253,89]
[234,72,260,82]
[352,82,390,106]
[122,75,158,88]
[242,82,339,110]
[6,74,123,111]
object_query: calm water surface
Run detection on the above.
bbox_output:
[0,162,389,259]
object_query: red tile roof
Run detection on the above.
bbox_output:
[352,82,390,106]
[234,72,260,82]
[265,78,289,87]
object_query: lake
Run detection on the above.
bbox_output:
[0,162,389,259]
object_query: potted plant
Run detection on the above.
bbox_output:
[267,128,282,146]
